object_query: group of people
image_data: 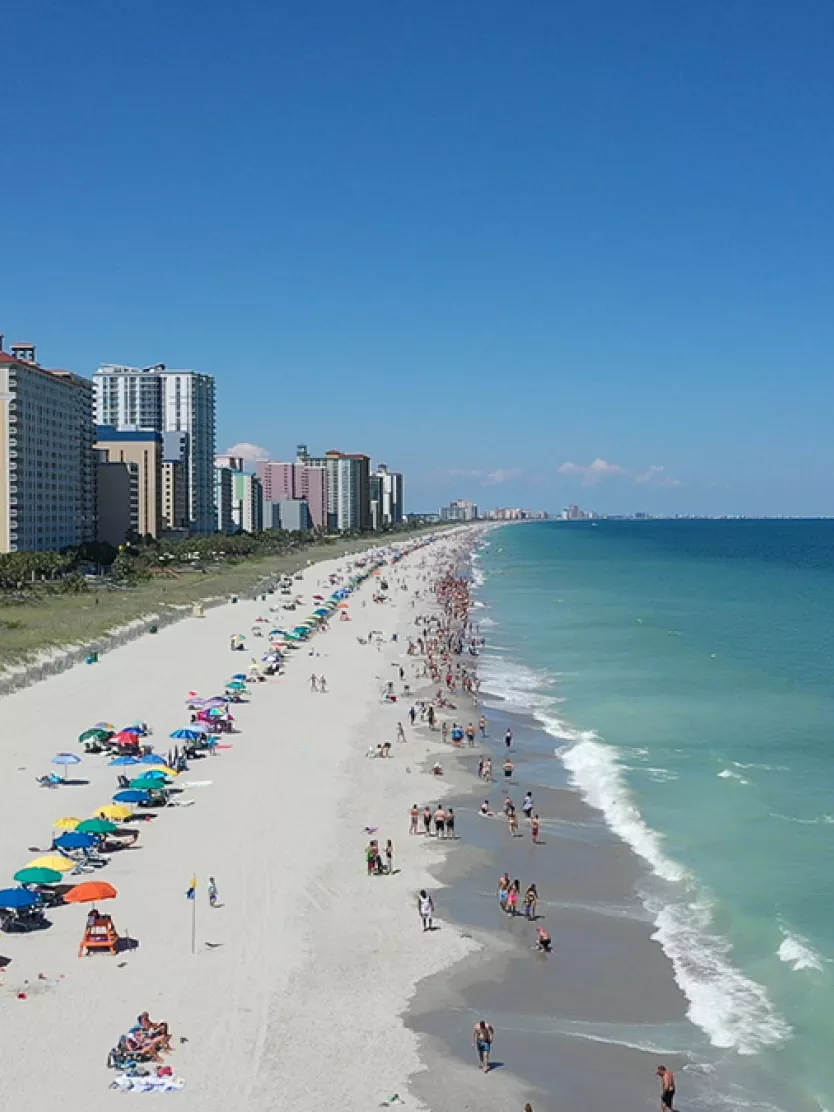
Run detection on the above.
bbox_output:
[366,837,395,876]
[409,802,456,838]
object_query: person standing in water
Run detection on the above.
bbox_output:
[418,889,434,931]
[656,1065,676,1110]
[472,1020,495,1073]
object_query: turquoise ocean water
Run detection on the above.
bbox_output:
[476,520,834,1112]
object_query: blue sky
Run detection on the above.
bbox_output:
[4,0,833,515]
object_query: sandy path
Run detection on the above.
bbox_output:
[0,537,472,1109]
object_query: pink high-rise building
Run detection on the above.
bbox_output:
[257,460,327,529]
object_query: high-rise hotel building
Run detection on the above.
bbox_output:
[0,341,96,553]
[93,364,216,534]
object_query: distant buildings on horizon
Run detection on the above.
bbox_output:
[0,333,407,554]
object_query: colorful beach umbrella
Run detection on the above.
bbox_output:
[140,752,168,764]
[0,888,40,909]
[110,755,140,766]
[170,728,201,741]
[52,752,81,766]
[64,880,118,904]
[54,831,97,851]
[26,854,75,873]
[76,818,118,836]
[78,728,111,743]
[113,789,151,804]
[98,804,133,822]
[54,816,81,831]
[14,866,63,886]
[129,776,169,791]
[94,722,116,731]
[119,725,143,735]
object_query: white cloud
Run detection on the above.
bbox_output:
[636,465,681,488]
[557,458,628,486]
[483,468,523,486]
[441,468,486,479]
[225,442,270,462]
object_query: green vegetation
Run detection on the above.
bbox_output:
[0,523,440,669]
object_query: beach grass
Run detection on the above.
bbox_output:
[0,534,398,668]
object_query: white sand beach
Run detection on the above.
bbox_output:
[0,533,477,1109]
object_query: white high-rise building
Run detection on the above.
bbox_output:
[370,463,404,528]
[0,342,96,552]
[93,364,216,534]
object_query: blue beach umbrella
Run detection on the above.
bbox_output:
[231,673,247,680]
[52,752,82,780]
[113,789,151,804]
[170,729,201,741]
[0,887,40,909]
[139,769,170,781]
[54,831,97,851]
[110,755,141,766]
[140,753,167,765]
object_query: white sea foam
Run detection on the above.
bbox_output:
[719,768,749,784]
[769,812,834,826]
[778,931,825,972]
[478,616,497,628]
[554,734,789,1054]
[476,635,791,1057]
[649,897,793,1054]
[560,736,686,883]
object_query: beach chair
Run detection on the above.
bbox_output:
[35,773,62,788]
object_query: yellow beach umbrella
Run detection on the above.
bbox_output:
[26,854,76,873]
[54,817,81,831]
[151,767,179,778]
[98,804,133,821]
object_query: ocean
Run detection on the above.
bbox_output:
[474,519,834,1112]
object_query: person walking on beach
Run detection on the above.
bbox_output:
[504,728,513,750]
[522,791,534,820]
[446,807,456,838]
[507,809,519,837]
[524,883,538,920]
[479,714,487,738]
[472,1020,495,1073]
[208,877,219,908]
[397,721,406,744]
[418,889,434,931]
[531,814,541,843]
[319,675,327,693]
[423,805,432,835]
[427,705,435,730]
[409,705,416,726]
[310,674,318,692]
[385,839,394,874]
[656,1066,676,1110]
[497,872,511,913]
[410,804,419,834]
[508,879,520,916]
[442,721,449,745]
[484,757,492,781]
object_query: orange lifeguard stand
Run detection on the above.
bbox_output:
[79,913,120,957]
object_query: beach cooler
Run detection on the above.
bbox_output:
[79,913,120,957]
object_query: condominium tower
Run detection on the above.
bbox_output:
[0,342,96,553]
[93,364,217,533]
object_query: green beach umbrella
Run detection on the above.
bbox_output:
[13,866,64,886]
[78,727,111,744]
[129,776,170,791]
[76,818,118,836]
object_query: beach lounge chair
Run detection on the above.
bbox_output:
[35,773,63,788]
